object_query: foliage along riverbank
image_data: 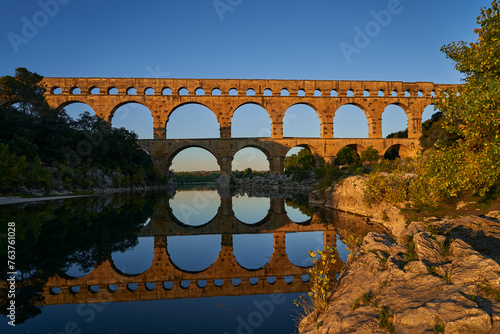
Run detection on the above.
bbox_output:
[0,68,169,197]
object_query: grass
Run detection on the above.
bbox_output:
[404,238,419,262]
[379,306,394,333]
[434,323,445,333]
[427,266,440,277]
[352,291,375,311]
[441,238,452,257]
[477,281,500,301]
[442,270,452,284]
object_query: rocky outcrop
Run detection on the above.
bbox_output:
[310,176,408,239]
[299,214,500,334]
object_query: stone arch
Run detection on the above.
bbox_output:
[108,87,119,95]
[382,103,409,138]
[333,103,369,138]
[89,86,100,95]
[126,87,137,95]
[70,87,81,95]
[168,145,219,172]
[231,102,272,138]
[50,86,62,94]
[59,101,97,120]
[334,143,367,159]
[283,103,322,138]
[232,145,271,172]
[111,101,154,139]
[383,144,411,160]
[422,103,438,122]
[167,102,220,139]
[285,144,324,169]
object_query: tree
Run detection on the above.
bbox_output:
[415,1,500,202]
[335,147,360,165]
[0,67,53,117]
[360,146,381,166]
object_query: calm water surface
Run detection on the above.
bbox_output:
[0,188,358,334]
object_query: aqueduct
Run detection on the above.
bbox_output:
[42,77,457,175]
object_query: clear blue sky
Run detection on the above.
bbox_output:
[0,0,491,171]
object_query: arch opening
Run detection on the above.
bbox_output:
[231,103,271,138]
[382,104,408,138]
[61,102,96,121]
[212,88,222,96]
[232,147,270,174]
[335,145,362,165]
[246,88,255,96]
[162,87,172,95]
[195,88,205,96]
[127,87,137,95]
[108,87,118,95]
[228,88,238,96]
[333,104,368,138]
[297,89,305,97]
[167,103,219,139]
[70,87,81,95]
[145,88,155,95]
[314,89,322,97]
[263,88,272,96]
[89,87,100,95]
[51,86,62,94]
[285,146,318,174]
[170,147,219,174]
[283,104,321,138]
[280,89,289,96]
[179,88,189,96]
[111,102,154,139]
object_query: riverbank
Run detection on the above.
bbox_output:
[300,175,500,333]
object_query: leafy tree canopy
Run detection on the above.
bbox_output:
[417,1,500,201]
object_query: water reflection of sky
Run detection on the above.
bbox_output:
[233,233,274,269]
[233,194,270,224]
[167,234,222,272]
[112,236,155,275]
[169,190,220,226]
[285,202,312,223]
[286,231,324,267]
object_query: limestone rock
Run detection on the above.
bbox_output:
[299,215,500,334]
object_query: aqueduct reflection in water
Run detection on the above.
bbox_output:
[40,194,353,306]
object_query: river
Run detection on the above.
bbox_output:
[0,187,386,334]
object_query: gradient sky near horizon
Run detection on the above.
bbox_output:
[0,0,491,171]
